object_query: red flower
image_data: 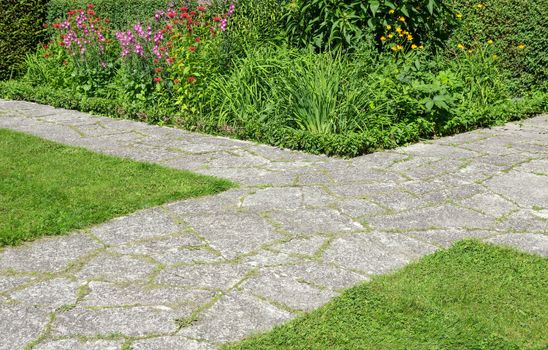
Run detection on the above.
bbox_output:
[104,18,110,23]
[154,67,162,73]
[197,6,206,12]
[213,16,221,22]
[166,57,174,64]
[63,60,68,65]
[87,3,94,9]
[190,11,197,16]
[52,23,61,29]
[195,37,201,43]
[43,53,50,59]
[173,78,181,85]
[180,7,188,12]
[188,46,197,53]
[87,9,95,16]
[153,77,162,83]
[187,76,197,83]
[167,10,177,18]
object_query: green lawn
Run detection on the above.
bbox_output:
[226,241,548,350]
[0,128,234,246]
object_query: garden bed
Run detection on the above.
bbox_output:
[1,0,546,157]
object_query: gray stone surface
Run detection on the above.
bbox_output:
[0,234,102,273]
[0,304,49,350]
[486,233,548,257]
[8,278,80,310]
[179,291,294,343]
[0,100,546,348]
[52,306,185,337]
[81,282,215,308]
[34,339,122,350]
[91,208,185,246]
[323,233,438,275]
[157,263,251,290]
[75,254,157,283]
[132,337,217,350]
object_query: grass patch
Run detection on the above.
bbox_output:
[226,240,548,350]
[0,128,234,246]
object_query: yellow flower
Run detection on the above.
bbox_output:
[468,49,473,53]
[455,13,462,18]
[419,45,424,49]
[396,27,402,33]
[517,43,526,49]
[391,44,403,52]
[386,25,392,30]
[399,16,406,22]
[493,54,498,59]
[487,39,493,44]
[411,44,418,49]
[389,9,395,14]
[388,33,394,38]
[407,34,413,41]
[457,43,465,49]
[476,3,485,9]
[380,36,387,41]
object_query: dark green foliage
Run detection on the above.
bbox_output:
[448,0,548,93]
[0,0,49,80]
[47,0,169,29]
[226,240,548,350]
[216,0,286,66]
[283,0,456,51]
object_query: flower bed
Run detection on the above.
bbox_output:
[1,0,546,157]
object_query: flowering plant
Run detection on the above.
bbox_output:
[45,4,117,95]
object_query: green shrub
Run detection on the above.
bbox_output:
[0,0,49,80]
[283,0,456,51]
[200,44,546,156]
[47,0,168,29]
[218,0,286,60]
[448,0,548,93]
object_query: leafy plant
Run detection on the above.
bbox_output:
[447,0,548,92]
[0,0,49,80]
[283,0,456,51]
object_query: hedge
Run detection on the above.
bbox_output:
[0,0,49,80]
[448,0,548,93]
[2,80,545,158]
[47,0,169,29]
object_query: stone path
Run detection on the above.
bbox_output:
[0,99,547,350]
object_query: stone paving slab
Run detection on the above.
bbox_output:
[0,99,547,349]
